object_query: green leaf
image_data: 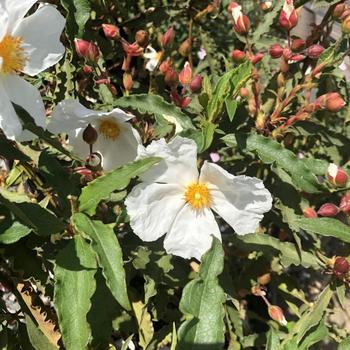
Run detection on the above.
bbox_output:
[72,213,131,311]
[207,62,252,121]
[223,133,325,193]
[114,94,194,130]
[0,133,30,162]
[178,238,226,350]
[60,0,91,38]
[339,337,350,350]
[0,193,64,236]
[132,300,154,349]
[225,99,238,122]
[298,319,328,350]
[237,233,320,269]
[266,327,280,350]
[79,157,160,215]
[54,236,97,350]
[296,217,350,243]
[0,221,31,244]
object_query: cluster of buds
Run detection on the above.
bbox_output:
[228,2,250,35]
[231,49,264,66]
[331,3,350,34]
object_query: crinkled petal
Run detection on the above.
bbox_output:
[0,79,22,139]
[164,205,221,260]
[13,4,65,76]
[5,0,36,32]
[0,2,9,40]
[125,182,185,242]
[138,136,199,186]
[199,162,272,235]
[145,58,158,72]
[1,74,45,141]
[93,122,141,171]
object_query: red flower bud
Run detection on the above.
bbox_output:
[315,93,345,112]
[268,305,287,326]
[161,27,175,48]
[303,207,318,218]
[180,96,192,109]
[327,163,349,187]
[83,65,93,74]
[179,62,192,85]
[234,15,250,35]
[190,74,203,93]
[74,39,100,63]
[317,203,339,217]
[231,49,246,62]
[289,54,305,63]
[164,69,179,87]
[269,44,283,58]
[250,52,264,65]
[102,24,120,40]
[333,257,350,278]
[159,57,173,74]
[340,192,350,214]
[279,0,298,31]
[333,4,346,20]
[135,30,149,48]
[307,44,325,59]
[291,37,305,52]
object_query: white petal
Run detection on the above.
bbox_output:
[93,123,140,171]
[5,0,36,32]
[125,182,185,242]
[164,205,221,260]
[199,162,272,235]
[0,80,22,139]
[0,74,45,141]
[138,136,199,186]
[145,58,158,72]
[143,45,157,58]
[13,4,65,76]
[0,2,9,40]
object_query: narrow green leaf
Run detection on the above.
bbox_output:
[225,99,238,122]
[78,157,160,215]
[266,327,280,350]
[297,217,350,243]
[0,133,30,162]
[114,94,194,130]
[72,213,131,311]
[178,238,226,350]
[54,236,97,350]
[0,221,31,244]
[298,319,328,350]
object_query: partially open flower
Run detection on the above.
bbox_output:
[279,0,298,31]
[229,2,250,35]
[179,62,192,85]
[327,163,349,187]
[143,46,162,71]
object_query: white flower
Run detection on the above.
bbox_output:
[0,0,65,140]
[143,45,162,71]
[48,99,141,171]
[125,136,273,260]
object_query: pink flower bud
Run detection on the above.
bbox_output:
[315,93,345,112]
[269,44,283,58]
[164,69,179,87]
[268,305,287,326]
[307,44,325,59]
[179,62,192,85]
[303,207,318,218]
[317,203,339,217]
[159,57,172,74]
[250,52,264,65]
[95,78,110,85]
[102,24,120,40]
[279,0,298,31]
[74,39,100,63]
[340,192,350,214]
[161,27,175,48]
[231,49,246,62]
[333,4,346,20]
[210,152,221,163]
[180,96,192,109]
[333,257,350,278]
[83,65,93,74]
[234,15,250,35]
[291,37,306,52]
[190,74,203,93]
[327,163,349,187]
[288,54,305,63]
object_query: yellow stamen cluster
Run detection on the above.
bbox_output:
[98,118,121,140]
[184,182,211,210]
[0,35,26,74]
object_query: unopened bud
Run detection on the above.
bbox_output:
[180,96,192,109]
[102,24,120,40]
[83,124,98,145]
[268,305,287,326]
[234,15,250,35]
[251,52,264,65]
[135,30,149,48]
[315,93,345,112]
[179,38,192,57]
[260,1,272,11]
[231,49,246,62]
[269,44,283,58]
[289,54,305,63]
[164,69,179,87]
[291,37,305,52]
[303,207,318,218]
[74,39,99,63]
[257,273,271,285]
[342,15,350,34]
[317,203,339,217]
[255,112,266,130]
[333,257,350,278]
[340,192,350,214]
[83,65,93,74]
[179,62,192,85]
[307,44,324,59]
[161,27,175,48]
[190,74,203,93]
[333,4,346,20]
[159,57,173,74]
[279,0,298,31]
[240,87,249,98]
[123,72,133,92]
[327,163,349,187]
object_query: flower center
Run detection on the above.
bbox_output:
[98,118,121,140]
[0,35,27,74]
[184,182,211,210]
